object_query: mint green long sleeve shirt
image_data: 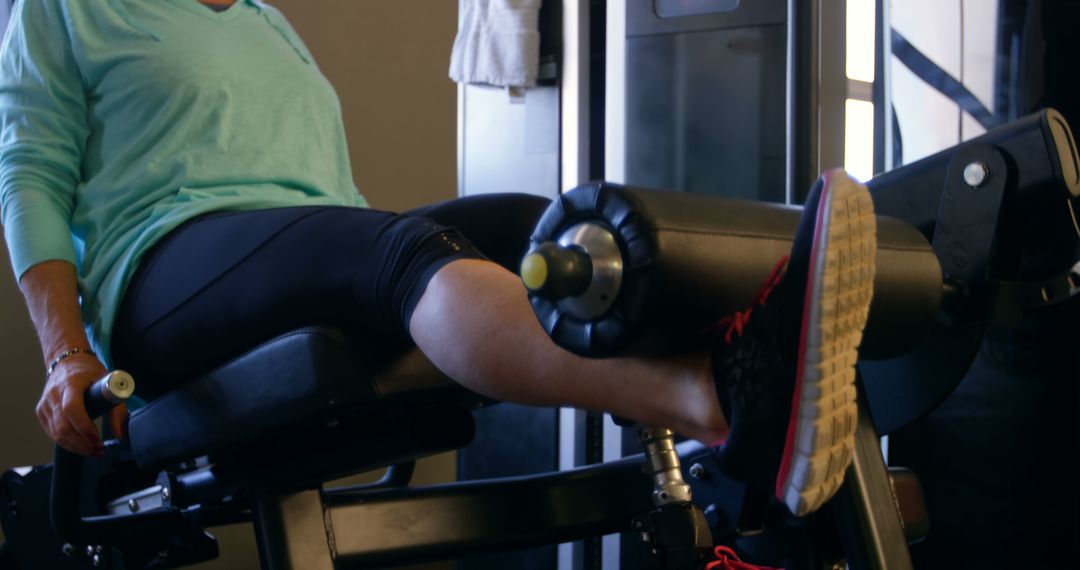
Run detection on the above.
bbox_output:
[0,0,368,360]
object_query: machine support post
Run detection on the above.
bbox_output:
[831,384,914,570]
[634,427,714,569]
[252,489,335,570]
[639,427,693,506]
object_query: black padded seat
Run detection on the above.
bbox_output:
[127,328,478,470]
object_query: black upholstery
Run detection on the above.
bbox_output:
[127,328,475,470]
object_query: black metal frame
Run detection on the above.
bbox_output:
[861,108,1080,436]
[246,394,913,570]
[256,450,655,569]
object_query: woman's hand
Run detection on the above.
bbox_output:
[35,353,127,457]
[19,260,128,458]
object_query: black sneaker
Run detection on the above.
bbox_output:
[709,170,877,516]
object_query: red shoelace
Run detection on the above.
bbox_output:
[703,545,781,570]
[704,256,789,344]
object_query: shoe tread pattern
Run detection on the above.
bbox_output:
[780,173,877,517]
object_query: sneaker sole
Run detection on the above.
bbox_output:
[775,169,877,516]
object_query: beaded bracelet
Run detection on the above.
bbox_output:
[45,347,97,378]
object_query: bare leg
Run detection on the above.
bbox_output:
[409,259,728,443]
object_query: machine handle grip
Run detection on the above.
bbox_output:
[51,371,157,546]
[52,370,188,547]
[83,370,135,419]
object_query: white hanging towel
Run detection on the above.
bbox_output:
[449,0,542,88]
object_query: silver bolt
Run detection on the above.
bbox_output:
[127,498,140,513]
[963,161,989,188]
[91,554,101,566]
[688,462,706,480]
[161,487,171,502]
[86,545,95,556]
[95,545,103,555]
[61,543,73,556]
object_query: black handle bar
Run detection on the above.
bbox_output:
[50,372,190,547]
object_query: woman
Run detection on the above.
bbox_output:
[0,0,876,519]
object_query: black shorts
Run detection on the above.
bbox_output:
[110,193,550,400]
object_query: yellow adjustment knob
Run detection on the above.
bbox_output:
[520,252,549,291]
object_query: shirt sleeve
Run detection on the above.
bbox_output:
[0,0,88,280]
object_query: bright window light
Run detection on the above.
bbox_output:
[846,0,875,82]
[845,99,875,182]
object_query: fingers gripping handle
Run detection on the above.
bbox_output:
[83,371,136,419]
[52,371,137,545]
